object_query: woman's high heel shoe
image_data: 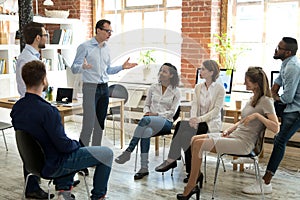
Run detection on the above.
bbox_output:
[176,185,200,200]
[183,172,204,188]
[198,172,204,189]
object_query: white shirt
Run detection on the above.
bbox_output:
[191,81,225,132]
[16,45,40,97]
[143,83,181,121]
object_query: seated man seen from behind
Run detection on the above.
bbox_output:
[11,60,113,200]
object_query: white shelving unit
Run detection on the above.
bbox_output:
[0,14,84,98]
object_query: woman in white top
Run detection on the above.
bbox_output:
[115,63,181,180]
[176,67,279,200]
[155,60,225,185]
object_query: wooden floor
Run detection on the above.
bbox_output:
[0,119,300,200]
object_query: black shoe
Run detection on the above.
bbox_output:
[25,188,55,199]
[155,160,177,172]
[183,173,203,188]
[78,168,89,176]
[176,185,200,200]
[134,168,149,180]
[73,180,80,187]
[134,172,149,180]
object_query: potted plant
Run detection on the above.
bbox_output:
[209,33,244,71]
[138,50,156,80]
[138,50,156,69]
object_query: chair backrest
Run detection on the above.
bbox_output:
[15,130,45,177]
[173,106,181,121]
[253,127,266,156]
[109,84,129,115]
[109,84,129,104]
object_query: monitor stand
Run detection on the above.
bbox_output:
[224,95,231,107]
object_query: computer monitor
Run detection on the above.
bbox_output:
[271,70,283,95]
[195,68,234,94]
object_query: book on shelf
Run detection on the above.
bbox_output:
[52,29,63,45]
[51,29,72,45]
[57,53,65,70]
[0,59,6,74]
[12,57,17,73]
[62,29,72,45]
[42,58,52,71]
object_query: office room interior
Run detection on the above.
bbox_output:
[0,0,300,199]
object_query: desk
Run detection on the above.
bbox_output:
[0,97,126,149]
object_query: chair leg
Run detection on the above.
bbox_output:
[47,179,53,200]
[212,154,221,199]
[204,152,207,183]
[162,136,166,176]
[134,144,139,172]
[113,116,116,146]
[81,171,90,198]
[221,157,226,172]
[2,130,8,151]
[23,174,32,200]
[254,157,265,200]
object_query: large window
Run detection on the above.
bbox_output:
[230,0,300,88]
[97,0,182,83]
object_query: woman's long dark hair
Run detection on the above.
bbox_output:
[158,63,180,88]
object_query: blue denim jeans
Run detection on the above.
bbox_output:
[80,83,109,146]
[126,116,172,168]
[266,111,300,174]
[49,146,113,199]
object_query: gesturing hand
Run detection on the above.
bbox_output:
[82,59,92,69]
[122,57,138,69]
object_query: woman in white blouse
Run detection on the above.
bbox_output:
[115,63,181,180]
[155,60,225,185]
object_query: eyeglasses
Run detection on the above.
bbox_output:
[199,67,207,71]
[100,28,113,34]
[39,34,48,38]
[276,46,290,51]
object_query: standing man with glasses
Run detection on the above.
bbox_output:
[71,19,137,174]
[15,21,55,199]
[16,22,48,98]
[243,37,300,194]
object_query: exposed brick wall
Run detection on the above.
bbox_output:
[181,0,221,88]
[34,0,93,40]
[33,0,222,88]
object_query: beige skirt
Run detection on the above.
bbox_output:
[208,133,254,155]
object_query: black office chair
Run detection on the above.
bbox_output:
[15,130,90,200]
[134,106,181,176]
[106,84,129,145]
[212,127,266,200]
[0,121,13,151]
